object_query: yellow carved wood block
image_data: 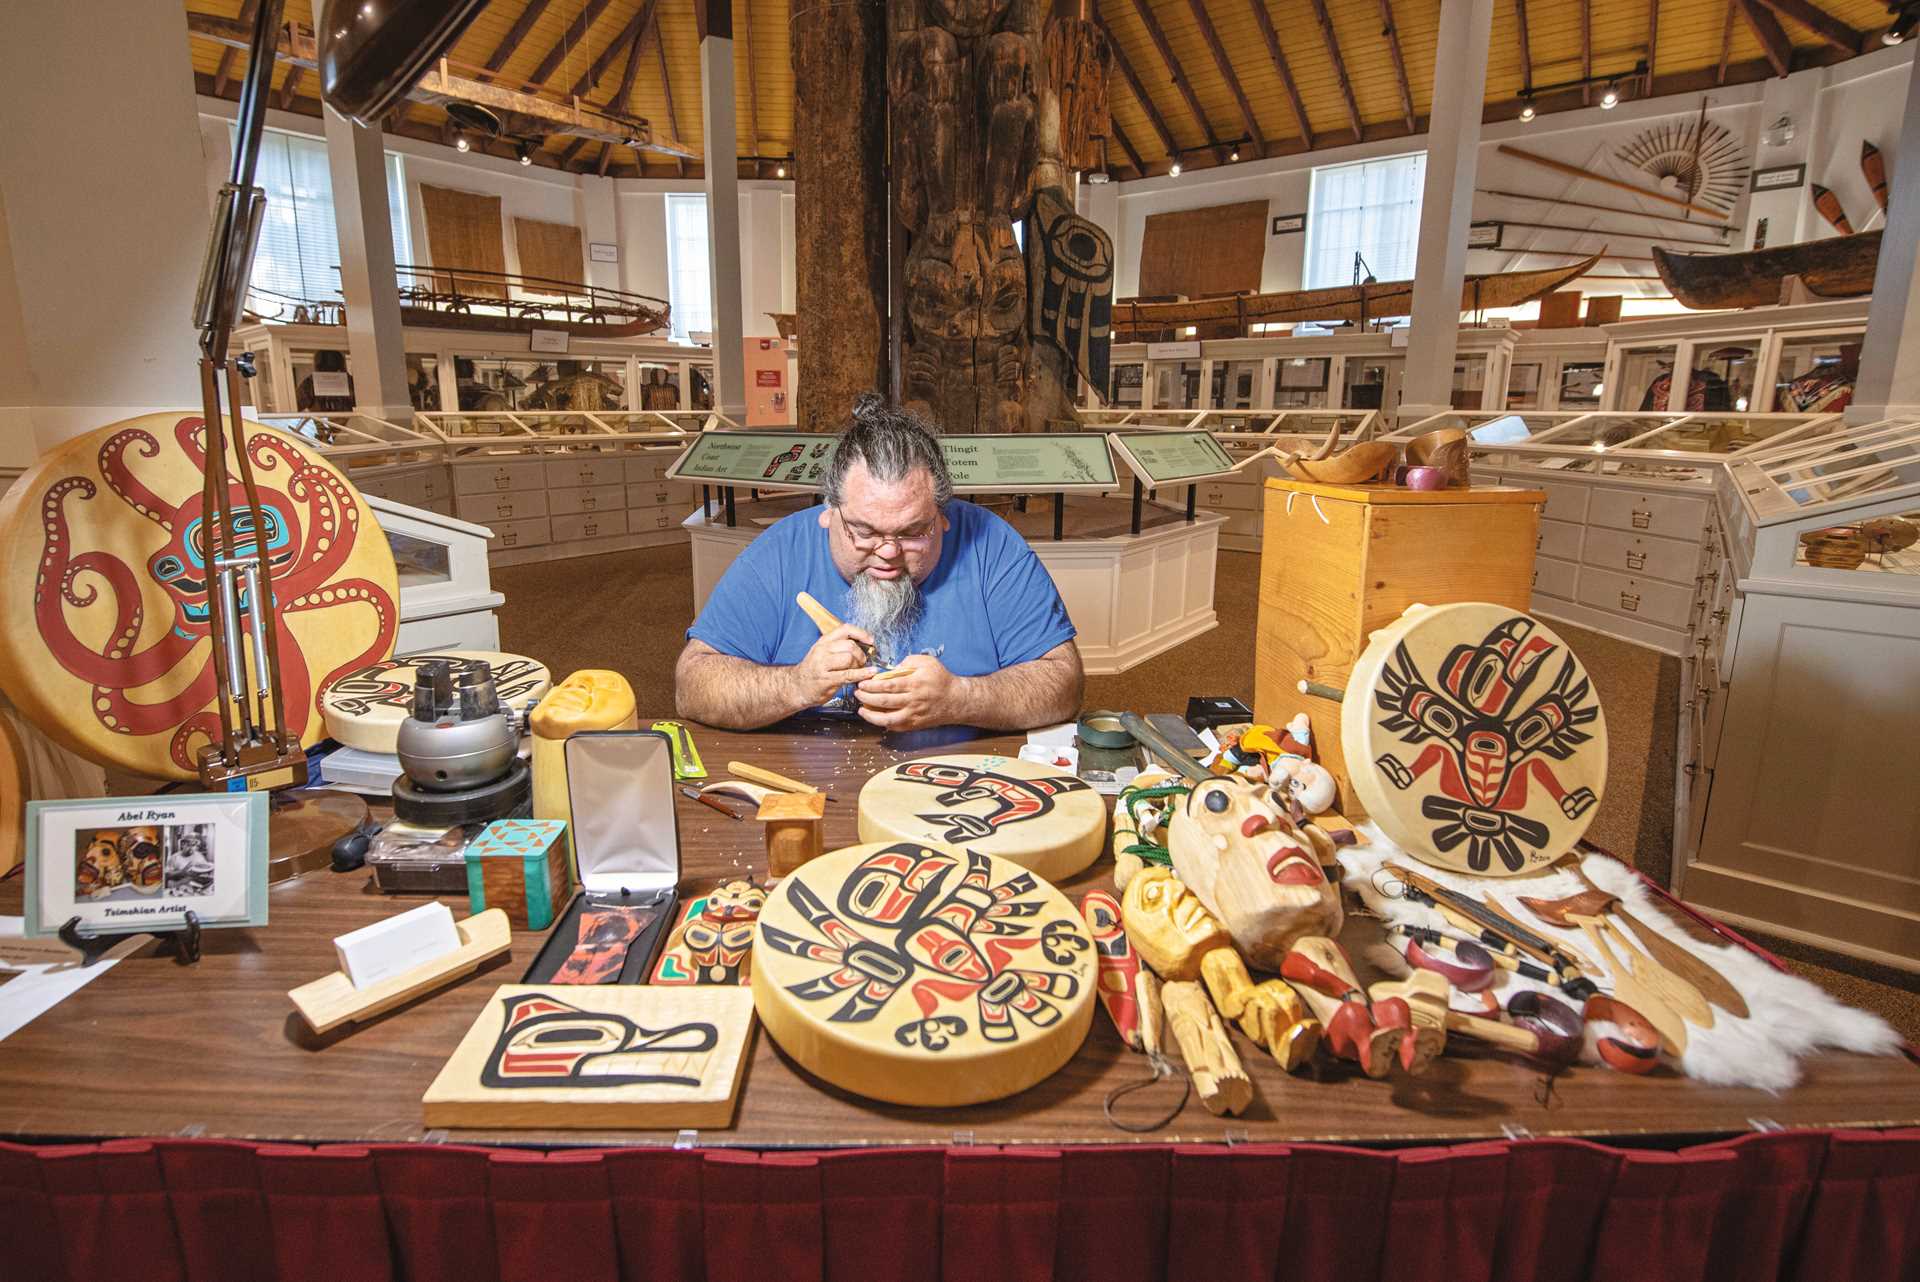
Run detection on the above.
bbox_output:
[857,754,1106,881]
[422,984,755,1129]
[529,669,639,845]
[1342,602,1607,876]
[752,841,1095,1107]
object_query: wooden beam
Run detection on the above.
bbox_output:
[1377,0,1416,132]
[1718,0,1739,83]
[598,141,614,175]
[1246,0,1313,149]
[1183,0,1266,158]
[1306,0,1364,142]
[1127,0,1225,162]
[744,0,761,165]
[610,7,649,113]
[651,10,688,176]
[1513,0,1532,92]
[1581,0,1592,103]
[525,0,615,90]
[1108,117,1147,176]
[481,0,553,80]
[1736,0,1793,76]
[557,135,591,168]
[213,0,259,98]
[567,2,652,100]
[1645,0,1658,93]
[1098,21,1180,163]
[1752,0,1861,52]
[278,65,303,111]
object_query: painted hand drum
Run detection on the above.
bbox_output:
[322,651,551,753]
[0,414,399,779]
[1342,603,1607,876]
[753,841,1095,1107]
[857,754,1106,881]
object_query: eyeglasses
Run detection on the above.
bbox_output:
[836,509,936,552]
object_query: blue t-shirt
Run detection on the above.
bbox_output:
[687,501,1075,679]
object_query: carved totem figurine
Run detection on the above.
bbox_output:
[889,0,1112,432]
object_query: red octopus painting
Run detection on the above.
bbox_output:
[0,414,399,779]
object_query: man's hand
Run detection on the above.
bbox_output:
[854,653,962,732]
[790,624,877,708]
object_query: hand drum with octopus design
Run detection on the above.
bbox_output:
[0,414,400,779]
[753,841,1095,1106]
[1342,602,1607,876]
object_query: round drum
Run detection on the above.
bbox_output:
[322,651,551,753]
[753,841,1095,1107]
[0,414,399,779]
[857,754,1106,881]
[1342,602,1607,876]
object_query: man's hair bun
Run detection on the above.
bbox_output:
[850,391,887,420]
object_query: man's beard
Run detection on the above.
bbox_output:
[846,571,920,666]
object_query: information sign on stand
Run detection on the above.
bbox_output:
[938,434,1119,494]
[666,431,837,492]
[1108,429,1240,488]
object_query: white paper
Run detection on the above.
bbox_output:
[0,917,147,1042]
[1025,722,1079,749]
[335,902,460,990]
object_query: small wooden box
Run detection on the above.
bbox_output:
[465,818,571,931]
[1254,478,1543,817]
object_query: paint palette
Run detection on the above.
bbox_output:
[422,984,755,1129]
[857,753,1106,881]
[1342,603,1608,876]
[753,841,1095,1107]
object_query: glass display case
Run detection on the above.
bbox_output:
[1273,355,1332,409]
[1688,338,1762,412]
[1597,300,1870,416]
[1151,359,1204,410]
[1210,359,1263,410]
[1616,344,1680,411]
[1770,332,1862,413]
[1557,359,1606,410]
[1342,356,1401,412]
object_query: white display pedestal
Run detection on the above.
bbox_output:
[683,495,1222,675]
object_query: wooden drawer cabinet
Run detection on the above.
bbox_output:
[549,483,626,516]
[1196,480,1261,511]
[627,482,694,511]
[624,455,680,484]
[1589,487,1708,540]
[454,459,547,495]
[545,457,623,488]
[1532,554,1579,600]
[457,490,548,524]
[1575,566,1695,629]
[550,511,629,542]
[1536,517,1583,562]
[1584,527,1701,585]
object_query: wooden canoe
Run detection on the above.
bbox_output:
[1653,230,1881,309]
[396,304,669,338]
[1110,255,1600,341]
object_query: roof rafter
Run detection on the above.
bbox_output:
[1246,0,1313,150]
[1097,20,1181,164]
[650,8,687,176]
[557,135,591,169]
[1582,0,1593,103]
[744,3,761,168]
[1752,0,1862,52]
[213,0,259,97]
[1645,0,1659,92]
[1718,0,1737,82]
[1126,0,1225,163]
[278,65,303,110]
[1377,0,1417,132]
[1108,117,1147,177]
[1306,0,1364,142]
[480,0,552,80]
[611,7,649,113]
[1183,0,1266,158]
[1514,0,1532,92]
[567,1,653,101]
[526,0,616,91]
[1736,0,1793,75]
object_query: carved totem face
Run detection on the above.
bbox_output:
[1169,777,1343,970]
[1119,865,1231,979]
[77,834,126,897]
[906,224,1027,342]
[923,0,1013,39]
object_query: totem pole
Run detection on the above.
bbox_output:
[888,0,1113,432]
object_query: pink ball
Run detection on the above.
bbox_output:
[1404,466,1446,491]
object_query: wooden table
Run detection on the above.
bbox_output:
[2,719,1915,1149]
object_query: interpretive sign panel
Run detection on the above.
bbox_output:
[1109,430,1240,487]
[939,434,1119,493]
[666,431,836,491]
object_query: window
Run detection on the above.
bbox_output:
[666,194,711,343]
[1302,152,1426,293]
[242,127,411,307]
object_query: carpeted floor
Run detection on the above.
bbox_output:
[494,543,1918,1041]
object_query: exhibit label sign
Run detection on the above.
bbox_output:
[666,431,836,490]
[938,434,1119,492]
[1109,429,1239,486]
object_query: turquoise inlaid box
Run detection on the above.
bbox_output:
[465,818,570,931]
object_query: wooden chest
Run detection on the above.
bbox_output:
[464,818,571,930]
[1254,478,1544,817]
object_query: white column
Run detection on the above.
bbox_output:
[575,174,622,294]
[1399,0,1496,423]
[0,0,209,455]
[1851,58,1920,422]
[1742,72,1824,250]
[322,105,412,421]
[700,1,747,418]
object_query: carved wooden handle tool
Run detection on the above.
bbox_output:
[1571,912,1687,1056]
[1598,918,1714,1030]
[728,761,833,801]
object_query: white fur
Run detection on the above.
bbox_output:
[1338,828,1903,1092]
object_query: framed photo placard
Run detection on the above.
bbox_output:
[24,793,268,938]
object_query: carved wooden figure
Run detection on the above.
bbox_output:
[651,880,768,985]
[888,0,1111,432]
[1280,935,1417,1079]
[1160,979,1253,1117]
[1081,890,1143,1050]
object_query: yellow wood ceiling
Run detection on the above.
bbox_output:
[184,0,1901,178]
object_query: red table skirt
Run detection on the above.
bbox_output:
[4,1129,1917,1282]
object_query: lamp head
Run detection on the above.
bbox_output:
[318,0,489,124]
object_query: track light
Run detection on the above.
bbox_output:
[1518,99,1536,122]
[776,163,787,178]
[1229,147,1241,162]
[516,141,533,166]
[1600,82,1620,109]
[1169,161,1182,177]
[454,132,470,152]
[1886,5,1917,42]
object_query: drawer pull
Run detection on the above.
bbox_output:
[1631,508,1652,529]
[502,531,518,547]
[1711,609,1728,623]
[497,503,514,518]
[1619,591,1641,612]
[1626,551,1647,571]
[583,496,597,510]
[583,522,599,537]
[493,470,511,489]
